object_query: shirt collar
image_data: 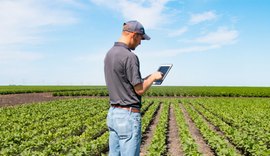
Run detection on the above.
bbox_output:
[114,42,131,51]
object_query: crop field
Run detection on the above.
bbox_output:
[0,86,270,155]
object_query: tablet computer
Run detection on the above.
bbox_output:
[153,64,173,85]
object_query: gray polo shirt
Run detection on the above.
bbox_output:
[104,42,144,108]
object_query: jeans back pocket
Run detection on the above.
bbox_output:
[114,114,132,140]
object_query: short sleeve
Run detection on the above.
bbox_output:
[125,54,143,86]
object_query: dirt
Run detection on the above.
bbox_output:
[140,103,163,156]
[0,93,73,107]
[180,103,214,156]
[0,93,110,107]
[167,104,184,156]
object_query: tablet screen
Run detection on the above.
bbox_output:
[159,66,170,75]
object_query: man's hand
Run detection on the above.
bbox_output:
[152,71,163,81]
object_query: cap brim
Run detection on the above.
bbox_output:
[142,33,150,40]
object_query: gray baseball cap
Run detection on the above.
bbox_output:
[123,20,151,40]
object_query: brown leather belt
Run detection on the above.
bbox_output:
[111,105,140,113]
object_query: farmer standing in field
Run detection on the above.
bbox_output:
[104,20,163,156]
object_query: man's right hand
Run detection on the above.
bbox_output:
[152,71,163,81]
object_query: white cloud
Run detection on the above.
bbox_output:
[0,0,81,63]
[90,0,172,29]
[194,27,239,45]
[168,27,188,37]
[148,27,239,59]
[0,0,78,45]
[189,11,217,25]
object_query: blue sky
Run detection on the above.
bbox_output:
[0,0,269,86]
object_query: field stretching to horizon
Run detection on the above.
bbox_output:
[0,86,269,155]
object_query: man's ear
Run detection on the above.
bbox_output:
[132,33,138,40]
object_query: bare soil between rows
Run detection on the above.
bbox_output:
[167,105,184,156]
[189,104,243,155]
[140,104,163,156]
[0,93,104,107]
[180,103,214,155]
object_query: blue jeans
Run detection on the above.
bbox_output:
[107,106,141,156]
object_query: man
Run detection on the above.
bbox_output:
[104,20,163,156]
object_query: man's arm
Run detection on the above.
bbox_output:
[134,72,163,96]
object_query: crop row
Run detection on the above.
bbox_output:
[0,86,106,95]
[51,86,270,97]
[146,86,270,97]
[2,86,270,97]
[146,101,169,155]
[171,101,201,155]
